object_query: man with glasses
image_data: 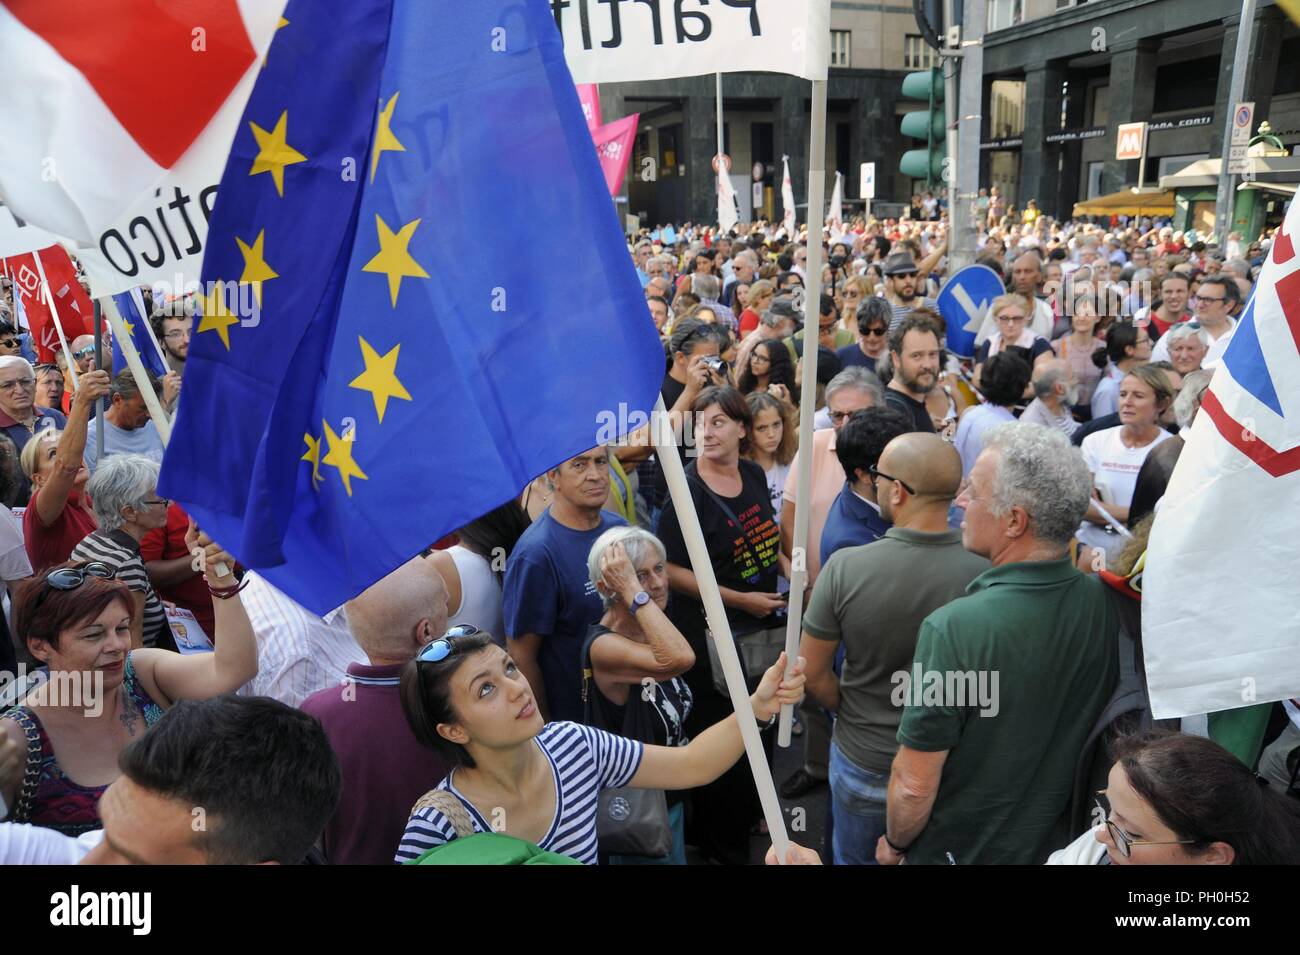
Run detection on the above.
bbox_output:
[0,321,22,358]
[0,355,67,503]
[777,367,884,802]
[802,433,988,864]
[837,297,892,371]
[818,407,910,565]
[1151,275,1239,369]
[880,251,937,332]
[150,302,193,377]
[82,369,165,475]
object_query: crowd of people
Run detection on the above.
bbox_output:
[0,196,1298,867]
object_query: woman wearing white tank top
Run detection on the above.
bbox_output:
[424,501,531,647]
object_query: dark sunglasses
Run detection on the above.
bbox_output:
[868,464,915,495]
[74,347,96,358]
[416,624,483,665]
[0,338,19,349]
[31,562,117,615]
[863,326,888,337]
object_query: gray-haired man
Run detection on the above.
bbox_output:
[83,369,165,475]
[879,423,1118,865]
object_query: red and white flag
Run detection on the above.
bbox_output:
[4,244,92,362]
[1143,199,1300,719]
[592,114,639,197]
[0,0,285,292]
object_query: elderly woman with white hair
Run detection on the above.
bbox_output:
[582,526,695,863]
[69,454,175,651]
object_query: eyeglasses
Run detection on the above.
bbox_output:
[818,323,837,335]
[0,377,35,392]
[31,561,117,616]
[891,272,918,280]
[1193,295,1225,304]
[1093,792,1197,858]
[74,347,96,359]
[416,624,483,665]
[164,330,191,341]
[996,313,1027,322]
[0,338,19,349]
[868,464,916,495]
[142,497,170,509]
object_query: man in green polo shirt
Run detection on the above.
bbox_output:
[801,433,988,865]
[879,423,1119,865]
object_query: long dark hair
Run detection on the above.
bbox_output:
[455,499,530,584]
[400,631,495,769]
[1114,731,1300,864]
[738,339,796,396]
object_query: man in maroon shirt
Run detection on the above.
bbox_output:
[300,556,451,865]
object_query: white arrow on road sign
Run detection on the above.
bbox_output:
[952,283,990,334]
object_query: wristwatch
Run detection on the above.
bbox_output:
[628,590,651,615]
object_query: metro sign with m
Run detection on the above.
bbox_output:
[1203,219,1300,477]
[1115,122,1147,161]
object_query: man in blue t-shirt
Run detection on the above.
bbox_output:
[820,407,910,567]
[503,447,626,723]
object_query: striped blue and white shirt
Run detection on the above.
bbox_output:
[394,721,644,865]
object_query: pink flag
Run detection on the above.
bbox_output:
[576,84,602,132]
[592,114,639,196]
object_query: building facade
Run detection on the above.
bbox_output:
[980,0,1300,226]
[599,2,933,227]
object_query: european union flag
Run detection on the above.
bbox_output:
[110,289,168,378]
[160,0,662,614]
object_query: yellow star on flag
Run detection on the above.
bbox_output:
[248,111,307,198]
[349,337,411,423]
[370,92,407,183]
[302,431,323,488]
[121,315,135,337]
[236,229,279,306]
[197,282,240,350]
[361,215,429,307]
[278,16,289,30]
[321,419,368,496]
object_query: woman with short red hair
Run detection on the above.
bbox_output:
[0,531,258,835]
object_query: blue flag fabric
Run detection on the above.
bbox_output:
[160,0,663,615]
[110,290,168,379]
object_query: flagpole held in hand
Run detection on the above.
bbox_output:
[93,299,104,461]
[779,78,828,749]
[651,395,791,861]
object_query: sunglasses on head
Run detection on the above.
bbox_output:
[31,562,116,615]
[416,624,483,665]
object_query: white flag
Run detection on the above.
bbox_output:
[1142,199,1300,719]
[718,167,739,233]
[560,0,830,84]
[781,156,797,239]
[829,170,843,225]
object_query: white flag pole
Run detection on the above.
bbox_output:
[130,286,171,371]
[651,395,791,860]
[778,78,828,748]
[31,250,81,391]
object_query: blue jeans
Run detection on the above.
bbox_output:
[829,738,889,865]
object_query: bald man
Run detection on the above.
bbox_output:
[300,558,451,865]
[799,433,990,865]
[973,252,1055,347]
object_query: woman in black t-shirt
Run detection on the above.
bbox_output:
[654,385,790,864]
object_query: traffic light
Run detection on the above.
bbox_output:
[899,68,945,185]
